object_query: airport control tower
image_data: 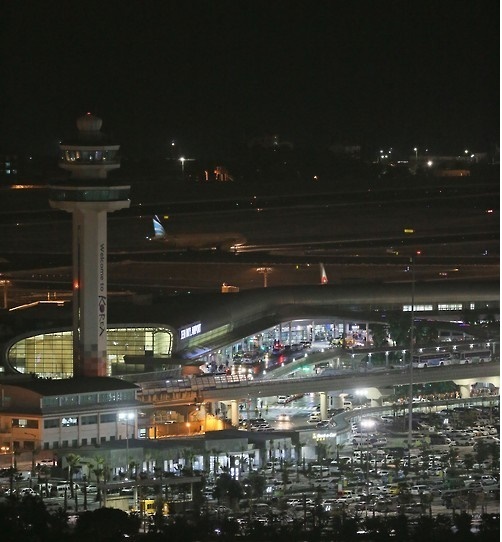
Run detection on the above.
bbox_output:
[48,113,130,377]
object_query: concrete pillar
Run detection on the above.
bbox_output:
[365,387,384,407]
[319,392,328,420]
[458,385,471,399]
[231,400,239,426]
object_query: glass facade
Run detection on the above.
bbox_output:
[7,326,174,378]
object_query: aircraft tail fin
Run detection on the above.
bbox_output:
[320,263,328,284]
[152,215,167,239]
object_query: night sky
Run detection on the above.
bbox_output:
[1,0,499,158]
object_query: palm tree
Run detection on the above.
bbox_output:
[36,464,51,497]
[210,448,223,476]
[295,441,306,481]
[129,460,140,479]
[181,447,196,474]
[66,453,81,500]
[143,450,154,476]
[446,446,459,468]
[30,447,41,482]
[268,439,275,472]
[92,456,106,502]
[335,442,345,463]
[420,491,434,517]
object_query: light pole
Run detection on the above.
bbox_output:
[256,267,272,288]
[119,412,135,477]
[360,418,375,518]
[407,255,416,450]
[179,156,186,175]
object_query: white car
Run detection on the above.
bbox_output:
[410,485,430,495]
[19,487,37,496]
[335,493,359,504]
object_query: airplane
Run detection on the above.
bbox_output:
[150,215,247,252]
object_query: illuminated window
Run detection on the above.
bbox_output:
[61,417,78,427]
[438,303,463,311]
[8,326,173,378]
[12,418,38,428]
[402,304,433,312]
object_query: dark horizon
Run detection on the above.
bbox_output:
[1,1,499,158]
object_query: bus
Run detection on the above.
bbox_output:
[412,352,452,368]
[452,349,492,364]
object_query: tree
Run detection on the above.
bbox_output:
[488,441,499,471]
[463,453,475,472]
[386,312,411,347]
[369,323,389,348]
[210,448,223,476]
[36,464,51,497]
[295,441,306,480]
[415,320,439,346]
[419,491,434,517]
[65,453,81,500]
[243,472,266,500]
[74,507,141,541]
[90,456,105,503]
[453,511,474,540]
[446,447,459,468]
[30,447,41,480]
[474,441,490,465]
[180,447,196,474]
[214,472,243,510]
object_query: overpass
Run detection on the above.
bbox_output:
[137,363,500,421]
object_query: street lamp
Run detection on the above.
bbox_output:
[360,418,375,518]
[118,412,135,476]
[407,254,417,451]
[256,267,272,288]
[179,156,186,175]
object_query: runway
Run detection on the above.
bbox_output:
[0,174,498,307]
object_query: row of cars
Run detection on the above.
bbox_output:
[0,480,99,498]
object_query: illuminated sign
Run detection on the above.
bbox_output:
[313,432,337,440]
[179,322,202,340]
[98,242,107,337]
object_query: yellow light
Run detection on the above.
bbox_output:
[404,228,415,234]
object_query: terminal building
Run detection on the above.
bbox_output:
[0,280,498,379]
